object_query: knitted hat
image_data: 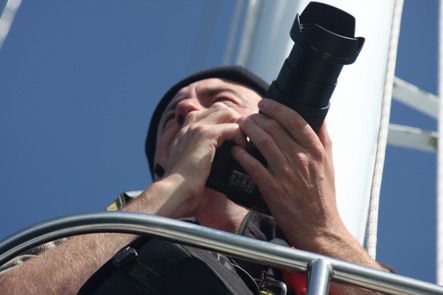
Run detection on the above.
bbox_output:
[145,65,269,177]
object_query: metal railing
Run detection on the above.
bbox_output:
[0,212,442,294]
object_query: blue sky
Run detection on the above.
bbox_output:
[0,0,439,285]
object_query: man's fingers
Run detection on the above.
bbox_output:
[237,115,286,168]
[258,99,319,149]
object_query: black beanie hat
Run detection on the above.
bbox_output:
[145,65,269,177]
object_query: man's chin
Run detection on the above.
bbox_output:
[204,187,225,198]
[203,187,249,210]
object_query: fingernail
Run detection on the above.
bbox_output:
[258,99,268,109]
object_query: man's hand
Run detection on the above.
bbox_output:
[231,98,338,247]
[231,98,388,294]
[160,103,247,216]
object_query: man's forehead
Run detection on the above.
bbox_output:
[165,78,255,109]
[163,78,219,112]
[172,78,220,98]
[174,78,239,96]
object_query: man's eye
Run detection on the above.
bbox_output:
[162,113,175,130]
[215,97,236,105]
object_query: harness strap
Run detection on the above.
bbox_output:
[113,246,162,293]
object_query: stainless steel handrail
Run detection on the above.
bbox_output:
[0,212,442,294]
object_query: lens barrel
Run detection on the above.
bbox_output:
[267,2,364,132]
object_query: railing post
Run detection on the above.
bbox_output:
[306,258,332,295]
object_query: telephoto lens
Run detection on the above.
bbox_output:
[207,1,365,214]
[267,1,365,133]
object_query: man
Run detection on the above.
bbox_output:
[0,66,387,294]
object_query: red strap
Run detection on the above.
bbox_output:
[282,247,337,295]
[282,270,308,295]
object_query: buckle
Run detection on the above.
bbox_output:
[112,246,139,269]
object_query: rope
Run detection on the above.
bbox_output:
[365,0,404,259]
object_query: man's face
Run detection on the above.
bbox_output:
[154,78,262,175]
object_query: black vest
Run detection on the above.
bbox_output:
[79,211,291,295]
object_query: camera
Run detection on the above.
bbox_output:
[206,2,365,214]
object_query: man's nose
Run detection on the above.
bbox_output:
[175,99,201,125]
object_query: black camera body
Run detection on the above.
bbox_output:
[206,2,365,214]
